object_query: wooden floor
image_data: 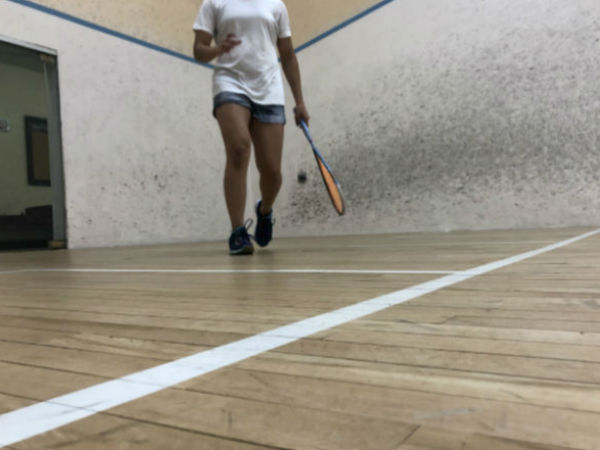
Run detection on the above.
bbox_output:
[1,228,599,449]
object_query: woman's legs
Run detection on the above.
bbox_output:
[215,97,284,250]
[250,120,284,247]
[215,103,252,230]
[250,121,284,215]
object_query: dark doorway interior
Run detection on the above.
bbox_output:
[0,39,65,250]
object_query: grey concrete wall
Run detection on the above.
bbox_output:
[272,0,600,236]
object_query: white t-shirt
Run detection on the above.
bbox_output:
[193,0,292,105]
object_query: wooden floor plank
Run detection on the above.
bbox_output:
[10,414,270,450]
[0,361,107,401]
[276,338,600,384]
[10,381,420,449]
[0,316,248,347]
[164,366,600,449]
[319,328,600,362]
[410,294,600,313]
[0,393,33,415]
[109,389,420,450]
[0,341,175,379]
[235,352,600,413]
[444,316,600,332]
[0,326,204,361]
[333,320,600,346]
[364,305,600,323]
[396,425,572,450]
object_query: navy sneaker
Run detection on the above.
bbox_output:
[254,200,274,247]
[228,220,254,255]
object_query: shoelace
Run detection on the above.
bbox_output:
[243,218,254,239]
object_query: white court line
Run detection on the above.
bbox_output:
[0,268,457,275]
[0,227,599,447]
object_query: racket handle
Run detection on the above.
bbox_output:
[294,107,315,146]
[298,118,312,142]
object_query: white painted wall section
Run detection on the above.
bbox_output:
[0,1,233,248]
[273,0,600,237]
[2,0,599,248]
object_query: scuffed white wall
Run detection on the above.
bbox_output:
[2,0,599,249]
[0,60,52,215]
[271,0,600,237]
[1,1,234,248]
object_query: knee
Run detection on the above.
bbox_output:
[227,140,251,170]
[260,164,282,185]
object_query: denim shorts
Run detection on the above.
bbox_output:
[213,92,286,125]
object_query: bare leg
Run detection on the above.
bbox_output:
[216,104,252,229]
[250,121,284,214]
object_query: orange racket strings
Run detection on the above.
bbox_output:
[317,158,345,215]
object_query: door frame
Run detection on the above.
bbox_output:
[1,33,67,244]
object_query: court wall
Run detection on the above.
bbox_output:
[273,0,600,237]
[1,0,226,248]
[2,0,599,247]
[19,0,378,59]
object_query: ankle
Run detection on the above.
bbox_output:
[258,201,272,217]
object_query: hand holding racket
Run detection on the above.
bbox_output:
[297,118,346,216]
[294,104,310,126]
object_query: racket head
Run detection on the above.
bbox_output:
[298,120,345,216]
[313,151,346,216]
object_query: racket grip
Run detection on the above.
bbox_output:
[298,118,311,139]
[293,107,313,142]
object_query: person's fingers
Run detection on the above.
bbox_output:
[225,34,242,45]
[220,36,242,54]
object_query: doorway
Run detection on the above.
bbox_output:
[0,36,66,250]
